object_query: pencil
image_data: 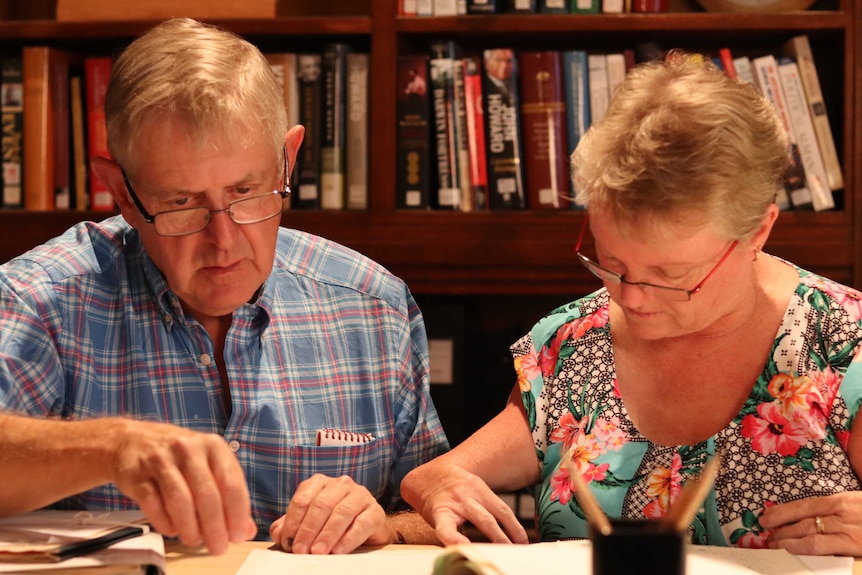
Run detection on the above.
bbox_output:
[52,525,147,562]
[562,456,613,536]
[662,450,723,533]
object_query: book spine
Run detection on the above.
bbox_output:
[563,50,590,155]
[569,0,600,12]
[22,46,53,211]
[417,0,434,15]
[430,42,460,210]
[752,55,807,211]
[433,0,458,15]
[605,53,626,102]
[783,35,843,191]
[467,0,496,13]
[463,55,488,211]
[400,0,419,15]
[51,56,71,210]
[396,55,432,210]
[69,73,88,210]
[1,56,24,209]
[295,53,323,209]
[320,43,348,210]
[587,53,609,125]
[481,48,525,210]
[732,56,755,86]
[718,47,737,80]
[539,0,567,12]
[345,52,369,211]
[777,58,834,212]
[84,56,114,211]
[519,51,569,210]
[601,0,623,13]
[451,53,472,211]
[504,0,536,11]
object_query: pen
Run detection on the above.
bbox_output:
[52,525,147,562]
[662,450,723,533]
[562,456,613,536]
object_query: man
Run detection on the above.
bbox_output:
[0,18,448,555]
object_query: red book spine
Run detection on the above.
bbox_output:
[84,57,114,211]
[463,55,488,211]
[518,50,569,210]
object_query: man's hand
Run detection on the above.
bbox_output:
[109,419,257,555]
[269,474,389,554]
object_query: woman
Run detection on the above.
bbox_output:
[401,53,862,556]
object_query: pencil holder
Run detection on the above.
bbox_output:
[590,519,685,575]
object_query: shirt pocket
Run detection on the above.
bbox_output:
[287,438,388,500]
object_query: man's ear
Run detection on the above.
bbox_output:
[91,156,138,226]
[284,125,305,182]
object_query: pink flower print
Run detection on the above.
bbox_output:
[550,411,588,450]
[836,429,850,450]
[824,283,862,323]
[767,373,813,415]
[568,431,603,467]
[537,343,559,379]
[641,452,683,519]
[594,416,627,451]
[514,355,539,393]
[736,530,770,549]
[741,402,809,456]
[809,365,840,413]
[550,466,576,505]
[582,461,610,483]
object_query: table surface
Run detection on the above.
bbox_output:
[164,540,862,575]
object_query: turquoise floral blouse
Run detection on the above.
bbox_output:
[511,262,862,547]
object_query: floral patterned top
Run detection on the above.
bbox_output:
[511,262,862,547]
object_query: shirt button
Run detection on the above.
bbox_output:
[200,353,211,366]
[228,440,240,452]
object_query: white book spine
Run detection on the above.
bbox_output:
[777,59,834,211]
[605,53,626,102]
[346,53,369,210]
[587,54,609,125]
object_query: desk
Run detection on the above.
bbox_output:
[165,540,862,575]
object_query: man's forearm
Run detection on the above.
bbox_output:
[0,413,119,515]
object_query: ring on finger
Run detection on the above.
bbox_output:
[815,515,826,535]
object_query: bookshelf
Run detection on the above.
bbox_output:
[0,0,858,297]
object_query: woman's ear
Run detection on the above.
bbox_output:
[751,203,780,253]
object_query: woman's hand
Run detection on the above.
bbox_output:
[401,461,529,546]
[759,492,862,556]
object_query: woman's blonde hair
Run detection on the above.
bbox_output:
[104,18,287,174]
[571,52,790,239]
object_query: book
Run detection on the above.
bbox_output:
[602,0,624,12]
[462,54,489,211]
[320,42,348,210]
[782,35,843,191]
[22,47,80,211]
[504,0,537,11]
[518,50,569,210]
[587,53,609,125]
[777,57,834,212]
[429,41,463,210]
[396,54,432,210]
[570,0,600,13]
[481,48,525,210]
[69,73,88,211]
[294,53,323,209]
[732,55,755,86]
[563,49,590,152]
[467,0,497,13]
[752,54,811,211]
[84,56,115,211]
[605,53,626,102]
[55,0,275,20]
[51,51,73,210]
[0,510,165,574]
[718,47,737,80]
[433,0,459,14]
[1,56,24,209]
[539,0,567,12]
[345,52,369,211]
[266,52,297,211]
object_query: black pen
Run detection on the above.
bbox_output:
[51,525,147,562]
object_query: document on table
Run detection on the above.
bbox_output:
[0,510,165,574]
[234,540,853,575]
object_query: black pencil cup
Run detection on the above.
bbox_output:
[590,519,685,575]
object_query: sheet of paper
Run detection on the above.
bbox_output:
[235,547,443,575]
[798,554,855,575]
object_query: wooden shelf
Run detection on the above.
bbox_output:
[1,0,859,293]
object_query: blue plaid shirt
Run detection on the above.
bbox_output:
[0,216,449,539]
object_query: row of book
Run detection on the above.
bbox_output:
[0,44,370,212]
[400,0,669,15]
[395,35,842,212]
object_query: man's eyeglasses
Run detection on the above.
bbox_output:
[121,150,291,237]
[574,216,738,302]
